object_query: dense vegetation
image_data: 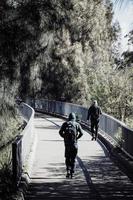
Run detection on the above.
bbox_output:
[0,0,133,143]
[0,0,132,144]
[0,0,133,138]
[0,0,108,145]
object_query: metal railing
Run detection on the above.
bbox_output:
[26,98,133,159]
[12,103,34,187]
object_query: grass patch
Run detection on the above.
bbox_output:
[0,114,24,148]
[0,153,24,200]
[0,146,14,200]
[0,107,25,199]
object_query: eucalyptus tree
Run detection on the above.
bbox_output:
[0,0,127,139]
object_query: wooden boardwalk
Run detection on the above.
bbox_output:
[25,113,133,200]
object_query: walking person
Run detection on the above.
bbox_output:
[59,112,83,178]
[87,100,102,140]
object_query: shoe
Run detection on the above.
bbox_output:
[91,137,94,140]
[66,173,70,178]
[66,169,71,178]
[70,170,74,179]
[70,173,73,179]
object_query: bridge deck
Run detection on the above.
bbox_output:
[25,113,133,200]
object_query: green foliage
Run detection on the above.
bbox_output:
[121,30,133,68]
[0,157,23,200]
[88,64,133,126]
[0,146,13,200]
[0,115,23,147]
[117,29,133,127]
[0,0,132,135]
[0,0,114,104]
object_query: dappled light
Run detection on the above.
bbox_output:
[25,114,133,200]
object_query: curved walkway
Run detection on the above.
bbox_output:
[25,113,133,200]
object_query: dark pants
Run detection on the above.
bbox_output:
[65,145,78,173]
[91,120,99,138]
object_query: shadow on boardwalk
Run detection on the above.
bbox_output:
[25,114,133,200]
[25,156,133,200]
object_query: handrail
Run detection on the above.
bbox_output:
[26,98,133,159]
[19,103,35,164]
[12,103,35,187]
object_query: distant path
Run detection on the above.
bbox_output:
[25,113,133,200]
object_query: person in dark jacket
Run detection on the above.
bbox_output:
[87,100,102,140]
[59,112,83,178]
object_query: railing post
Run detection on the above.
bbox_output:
[12,136,23,189]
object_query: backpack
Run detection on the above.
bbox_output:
[64,121,77,145]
